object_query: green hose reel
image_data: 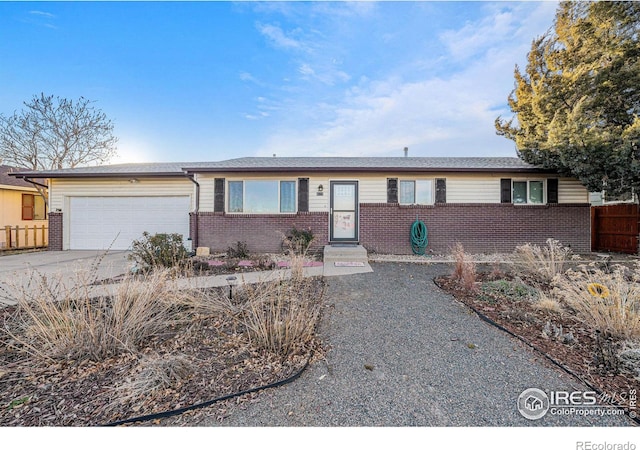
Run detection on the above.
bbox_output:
[411,217,428,255]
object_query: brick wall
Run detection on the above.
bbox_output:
[193,211,329,253]
[48,212,63,251]
[359,203,591,255]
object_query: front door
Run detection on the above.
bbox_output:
[330,181,358,242]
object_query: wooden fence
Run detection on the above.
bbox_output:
[2,225,48,251]
[591,204,639,254]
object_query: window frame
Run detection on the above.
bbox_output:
[512,179,546,205]
[21,193,47,221]
[226,179,298,214]
[398,179,434,205]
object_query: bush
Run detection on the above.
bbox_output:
[511,238,576,285]
[450,242,477,292]
[129,232,189,271]
[553,262,640,340]
[480,279,539,303]
[227,241,249,259]
[282,227,315,255]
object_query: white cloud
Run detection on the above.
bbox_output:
[256,22,306,51]
[255,2,558,158]
[29,10,56,18]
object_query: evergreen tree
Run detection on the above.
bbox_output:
[496,1,640,199]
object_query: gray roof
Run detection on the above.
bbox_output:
[0,165,46,188]
[9,156,551,178]
[183,157,544,172]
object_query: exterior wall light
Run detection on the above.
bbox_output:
[317,184,324,196]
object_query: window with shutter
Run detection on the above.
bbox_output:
[22,194,34,220]
[387,178,398,203]
[500,178,512,203]
[214,178,225,212]
[298,178,309,212]
[435,178,446,203]
[547,178,558,204]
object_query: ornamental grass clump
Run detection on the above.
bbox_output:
[450,242,477,292]
[553,262,640,340]
[512,238,576,285]
[240,255,323,357]
[2,268,200,363]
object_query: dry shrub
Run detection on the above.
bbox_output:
[533,291,564,314]
[240,255,323,357]
[118,353,194,398]
[553,263,640,340]
[512,238,576,285]
[3,268,199,362]
[450,242,477,292]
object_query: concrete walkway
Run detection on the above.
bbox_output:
[0,250,372,305]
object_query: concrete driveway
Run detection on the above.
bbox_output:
[0,250,131,305]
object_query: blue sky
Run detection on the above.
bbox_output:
[0,1,559,164]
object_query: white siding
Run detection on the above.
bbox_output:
[558,178,589,203]
[50,178,194,211]
[446,176,501,203]
[155,172,589,215]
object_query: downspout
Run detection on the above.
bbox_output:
[18,176,48,190]
[186,172,200,250]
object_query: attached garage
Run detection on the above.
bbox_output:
[69,196,191,250]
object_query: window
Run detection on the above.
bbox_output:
[513,180,544,204]
[399,180,433,205]
[227,180,297,213]
[22,194,46,220]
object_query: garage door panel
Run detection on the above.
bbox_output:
[69,196,191,250]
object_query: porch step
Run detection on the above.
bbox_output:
[323,245,368,264]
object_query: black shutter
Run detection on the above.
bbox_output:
[298,178,309,212]
[500,178,512,203]
[214,178,225,212]
[547,178,558,204]
[435,178,446,203]
[387,178,398,203]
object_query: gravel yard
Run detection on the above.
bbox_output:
[199,262,634,427]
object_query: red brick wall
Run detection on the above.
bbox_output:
[192,204,590,255]
[192,212,329,253]
[48,212,63,251]
[359,203,591,255]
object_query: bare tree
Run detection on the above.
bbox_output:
[0,93,118,171]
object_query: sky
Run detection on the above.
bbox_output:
[0,1,560,164]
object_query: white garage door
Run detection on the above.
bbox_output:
[69,196,191,250]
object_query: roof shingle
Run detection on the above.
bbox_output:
[8,156,552,178]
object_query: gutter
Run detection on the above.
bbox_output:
[186,172,200,250]
[14,176,49,190]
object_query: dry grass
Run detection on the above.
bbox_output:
[533,291,564,314]
[2,268,205,363]
[511,238,576,285]
[118,353,194,399]
[449,242,477,292]
[239,255,323,357]
[553,263,640,340]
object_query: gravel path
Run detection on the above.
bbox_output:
[200,262,634,427]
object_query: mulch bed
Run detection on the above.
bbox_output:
[434,272,640,417]
[0,283,324,427]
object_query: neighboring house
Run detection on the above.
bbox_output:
[0,165,48,249]
[589,190,637,206]
[10,157,591,254]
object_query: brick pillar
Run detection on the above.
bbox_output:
[48,212,63,251]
